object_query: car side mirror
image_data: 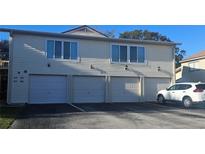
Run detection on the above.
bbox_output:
[166,88,169,91]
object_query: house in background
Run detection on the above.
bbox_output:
[176,50,205,82]
[0,25,179,104]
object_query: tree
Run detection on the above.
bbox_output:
[119,29,171,42]
[119,30,143,40]
[175,47,186,68]
[119,29,185,68]
[143,30,159,41]
[105,30,115,38]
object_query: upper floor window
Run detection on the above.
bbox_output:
[46,40,78,60]
[111,45,145,63]
[47,40,54,59]
[130,46,138,62]
[137,46,145,63]
[112,45,127,62]
[55,41,62,58]
[71,42,78,60]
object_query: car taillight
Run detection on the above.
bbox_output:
[193,88,204,92]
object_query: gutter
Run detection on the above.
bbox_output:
[180,56,205,63]
[0,28,181,46]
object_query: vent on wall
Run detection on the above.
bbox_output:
[79,27,90,33]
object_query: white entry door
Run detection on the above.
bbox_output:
[111,77,140,103]
[73,76,105,103]
[29,75,67,104]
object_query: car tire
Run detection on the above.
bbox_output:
[183,97,192,108]
[157,95,165,104]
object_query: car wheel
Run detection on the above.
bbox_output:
[158,95,165,104]
[183,97,192,108]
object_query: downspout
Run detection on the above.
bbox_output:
[7,32,13,104]
[172,45,176,84]
[140,76,145,102]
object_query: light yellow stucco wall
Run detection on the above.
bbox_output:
[8,34,175,103]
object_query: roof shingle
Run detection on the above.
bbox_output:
[181,50,205,63]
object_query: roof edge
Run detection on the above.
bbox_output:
[180,56,205,63]
[62,25,108,38]
[0,28,181,46]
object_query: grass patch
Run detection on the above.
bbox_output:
[0,106,23,129]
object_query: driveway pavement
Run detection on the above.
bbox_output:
[10,102,205,129]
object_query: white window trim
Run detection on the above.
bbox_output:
[110,44,128,63]
[45,39,80,62]
[110,43,147,65]
[130,45,146,64]
[45,40,55,59]
[54,40,63,59]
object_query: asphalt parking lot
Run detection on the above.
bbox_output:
[10,102,205,129]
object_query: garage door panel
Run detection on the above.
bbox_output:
[29,75,67,104]
[144,78,170,101]
[111,77,140,103]
[73,76,105,103]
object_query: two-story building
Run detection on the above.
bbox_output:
[0,25,179,104]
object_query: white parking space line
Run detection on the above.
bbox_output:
[69,104,86,112]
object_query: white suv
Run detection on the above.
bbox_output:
[157,82,205,108]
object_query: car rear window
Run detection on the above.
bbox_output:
[196,84,205,90]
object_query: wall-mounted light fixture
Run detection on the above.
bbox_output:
[47,63,51,67]
[125,65,128,70]
[90,64,94,69]
[157,66,161,72]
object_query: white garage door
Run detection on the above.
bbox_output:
[144,78,170,101]
[111,77,140,103]
[29,75,67,104]
[73,76,105,103]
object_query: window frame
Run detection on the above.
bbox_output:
[54,40,63,59]
[63,41,71,60]
[45,39,79,62]
[70,42,78,60]
[129,46,138,63]
[111,44,128,63]
[137,46,146,63]
[129,45,146,63]
[110,43,146,64]
[46,40,55,59]
[111,45,120,62]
